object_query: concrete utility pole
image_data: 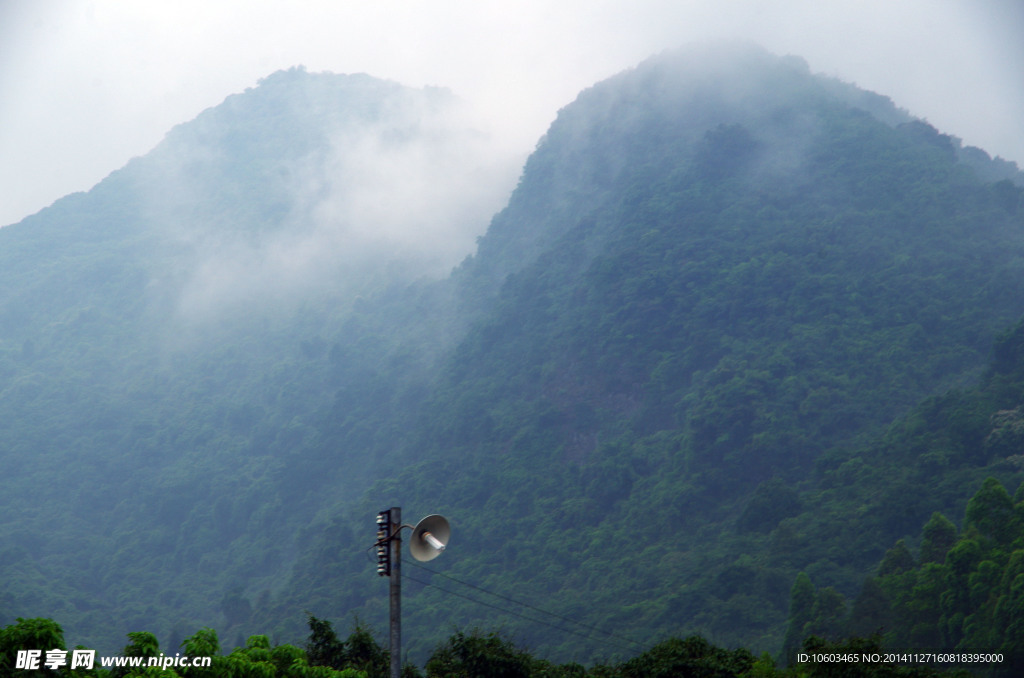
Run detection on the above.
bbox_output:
[388,506,401,678]
[375,508,450,678]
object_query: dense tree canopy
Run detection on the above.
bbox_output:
[0,615,981,677]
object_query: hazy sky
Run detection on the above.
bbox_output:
[2,0,1023,228]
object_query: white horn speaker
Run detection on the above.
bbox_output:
[409,514,450,562]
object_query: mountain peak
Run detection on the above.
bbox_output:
[459,42,1020,300]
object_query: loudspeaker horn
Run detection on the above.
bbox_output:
[410,514,450,562]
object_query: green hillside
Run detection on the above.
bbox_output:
[783,318,1024,677]
[263,45,1024,662]
[1,43,1023,668]
[0,67,516,654]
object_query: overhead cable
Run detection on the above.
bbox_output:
[402,558,645,653]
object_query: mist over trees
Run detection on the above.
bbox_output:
[0,66,521,655]
[1,43,1023,672]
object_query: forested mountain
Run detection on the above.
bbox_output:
[784,318,1024,676]
[2,43,1023,668]
[262,45,1024,663]
[0,67,519,655]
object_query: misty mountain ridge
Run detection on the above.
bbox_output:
[282,44,1024,661]
[0,65,521,654]
[457,43,1021,303]
[3,67,519,336]
[2,42,1024,665]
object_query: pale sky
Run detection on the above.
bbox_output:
[2,0,1023,228]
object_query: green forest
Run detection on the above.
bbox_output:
[2,44,1024,675]
[0,611,1004,677]
[8,457,1024,675]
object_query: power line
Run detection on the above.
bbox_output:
[402,558,645,653]
[400,570,642,656]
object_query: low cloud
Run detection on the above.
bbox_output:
[149,74,524,334]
